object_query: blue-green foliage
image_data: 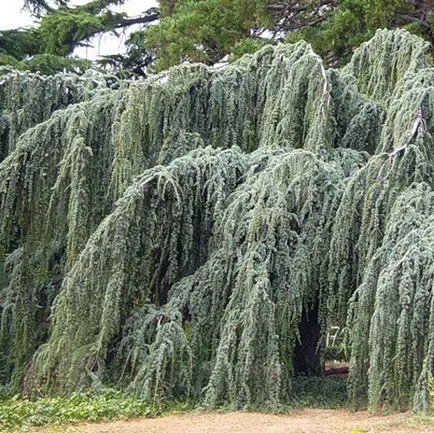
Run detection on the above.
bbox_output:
[0,30,433,413]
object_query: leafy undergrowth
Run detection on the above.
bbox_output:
[0,378,349,431]
[196,376,350,413]
[289,376,349,409]
[0,389,192,432]
[3,376,431,432]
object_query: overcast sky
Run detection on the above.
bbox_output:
[0,0,158,59]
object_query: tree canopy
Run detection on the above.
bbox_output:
[0,0,159,75]
[0,0,432,75]
[0,29,433,412]
[287,0,434,64]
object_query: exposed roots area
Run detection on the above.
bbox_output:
[0,29,433,411]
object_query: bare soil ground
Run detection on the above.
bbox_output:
[34,409,434,433]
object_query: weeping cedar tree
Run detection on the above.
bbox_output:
[0,29,433,411]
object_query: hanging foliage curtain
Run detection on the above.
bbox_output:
[0,29,433,411]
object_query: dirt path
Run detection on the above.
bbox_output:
[36,409,434,433]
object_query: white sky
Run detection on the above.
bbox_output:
[0,0,158,59]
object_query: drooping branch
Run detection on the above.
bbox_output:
[0,29,433,413]
[268,0,339,37]
[23,0,55,17]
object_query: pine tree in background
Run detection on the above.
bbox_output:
[0,1,432,75]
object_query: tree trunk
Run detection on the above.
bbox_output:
[293,303,322,376]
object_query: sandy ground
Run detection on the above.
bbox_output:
[34,409,434,433]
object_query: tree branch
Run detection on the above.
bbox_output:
[396,13,431,29]
[113,8,159,29]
